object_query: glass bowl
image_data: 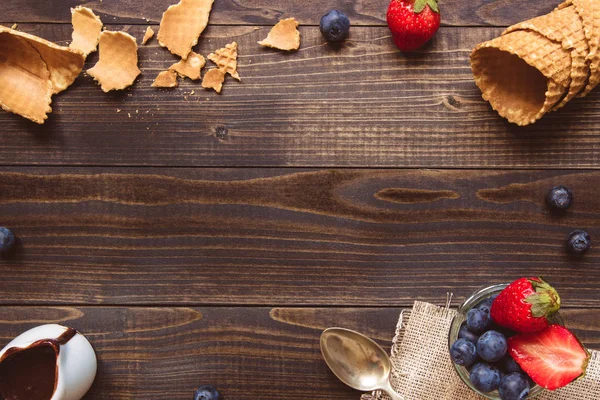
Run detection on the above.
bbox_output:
[448,284,564,399]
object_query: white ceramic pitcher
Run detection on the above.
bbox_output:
[0,324,97,400]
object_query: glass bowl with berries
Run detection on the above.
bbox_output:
[448,278,589,400]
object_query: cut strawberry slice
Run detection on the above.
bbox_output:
[508,324,590,390]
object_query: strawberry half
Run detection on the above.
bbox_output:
[508,325,589,390]
[491,277,560,333]
[387,0,440,51]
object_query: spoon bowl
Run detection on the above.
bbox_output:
[320,328,404,400]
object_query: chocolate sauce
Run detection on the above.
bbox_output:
[0,345,57,400]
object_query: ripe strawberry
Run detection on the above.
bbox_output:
[491,277,560,333]
[387,0,441,51]
[508,325,589,390]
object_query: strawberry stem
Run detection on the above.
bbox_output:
[525,278,561,318]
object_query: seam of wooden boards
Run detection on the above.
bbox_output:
[1,165,600,171]
[0,22,511,28]
[0,304,596,309]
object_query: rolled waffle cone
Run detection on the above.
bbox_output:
[208,42,240,81]
[568,0,600,96]
[157,0,214,60]
[471,30,571,126]
[504,5,589,110]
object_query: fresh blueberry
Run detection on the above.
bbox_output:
[450,338,478,367]
[194,385,220,400]
[478,294,497,310]
[499,373,530,400]
[568,230,591,255]
[547,186,573,210]
[497,355,522,374]
[477,331,507,362]
[320,10,351,42]
[0,227,15,253]
[459,323,480,344]
[470,362,501,393]
[466,308,490,333]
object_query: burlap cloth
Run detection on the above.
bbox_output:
[361,302,599,400]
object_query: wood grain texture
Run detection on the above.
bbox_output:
[1,167,599,306]
[0,0,560,27]
[2,24,600,169]
[0,306,597,399]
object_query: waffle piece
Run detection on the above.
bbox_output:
[169,51,205,80]
[208,42,240,81]
[258,18,300,51]
[157,0,214,59]
[504,5,589,110]
[202,68,225,93]
[70,6,103,56]
[142,27,155,45]
[471,30,572,126]
[0,31,53,123]
[152,70,179,87]
[88,31,141,92]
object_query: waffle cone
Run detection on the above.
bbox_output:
[157,0,214,59]
[0,31,53,123]
[567,0,600,96]
[471,30,571,126]
[208,42,240,81]
[258,18,300,51]
[152,70,178,88]
[0,26,85,123]
[70,6,103,57]
[169,51,205,81]
[87,31,141,92]
[504,5,589,110]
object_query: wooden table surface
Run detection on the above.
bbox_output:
[1,1,599,399]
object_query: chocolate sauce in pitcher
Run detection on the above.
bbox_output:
[0,328,77,400]
[0,345,57,400]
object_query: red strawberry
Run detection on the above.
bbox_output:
[491,277,560,333]
[387,0,441,51]
[508,325,589,390]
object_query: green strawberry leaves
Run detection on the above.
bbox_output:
[414,0,439,14]
[526,278,561,318]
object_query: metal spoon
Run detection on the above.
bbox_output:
[320,328,405,400]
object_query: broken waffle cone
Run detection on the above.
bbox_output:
[142,26,155,45]
[169,51,205,80]
[0,26,85,95]
[88,31,141,92]
[471,30,572,126]
[208,42,240,81]
[0,30,53,124]
[0,26,85,123]
[157,0,214,59]
[258,18,300,51]
[70,6,103,56]
[152,70,178,88]
[202,68,225,93]
[504,5,589,110]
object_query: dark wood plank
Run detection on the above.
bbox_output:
[1,0,560,27]
[0,307,597,399]
[2,24,600,169]
[1,167,599,306]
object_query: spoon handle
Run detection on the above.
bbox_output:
[380,381,405,400]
